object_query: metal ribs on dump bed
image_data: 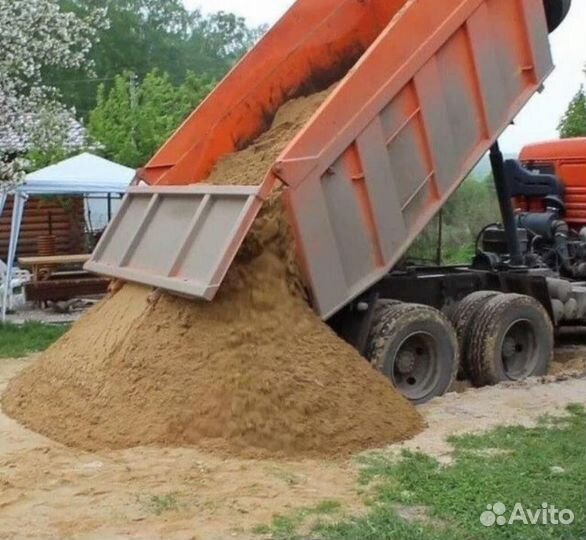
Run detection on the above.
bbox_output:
[85,185,263,300]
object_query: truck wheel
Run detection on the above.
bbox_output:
[367,303,459,405]
[466,294,554,387]
[449,291,499,378]
[373,299,402,320]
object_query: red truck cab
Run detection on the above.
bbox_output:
[520,138,586,228]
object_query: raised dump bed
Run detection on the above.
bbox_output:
[87,0,556,319]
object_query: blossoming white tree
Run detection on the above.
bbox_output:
[0,0,105,182]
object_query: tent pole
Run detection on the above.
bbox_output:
[2,192,27,322]
[0,193,7,221]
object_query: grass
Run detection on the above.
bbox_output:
[0,322,69,358]
[139,493,183,516]
[253,500,343,539]
[256,405,586,540]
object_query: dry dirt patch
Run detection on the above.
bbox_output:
[398,375,586,463]
[1,356,585,540]
[551,335,586,377]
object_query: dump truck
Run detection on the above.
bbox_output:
[87,0,575,404]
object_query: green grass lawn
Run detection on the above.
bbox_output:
[0,322,69,358]
[258,405,586,540]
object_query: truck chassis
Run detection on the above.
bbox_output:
[332,142,583,404]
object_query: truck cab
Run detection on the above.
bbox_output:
[520,138,586,228]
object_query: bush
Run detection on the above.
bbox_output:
[407,175,499,265]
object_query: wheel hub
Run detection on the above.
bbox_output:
[396,351,416,374]
[501,319,537,380]
[502,336,519,359]
[391,332,440,400]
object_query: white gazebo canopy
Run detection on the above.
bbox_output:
[0,153,135,320]
[19,152,135,195]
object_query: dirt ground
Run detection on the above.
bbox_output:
[0,346,584,540]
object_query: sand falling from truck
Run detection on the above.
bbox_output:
[2,90,424,459]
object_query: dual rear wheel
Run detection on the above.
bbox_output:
[455,293,553,386]
[366,302,459,405]
[366,293,554,404]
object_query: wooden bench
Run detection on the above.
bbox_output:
[18,254,92,282]
[19,254,109,304]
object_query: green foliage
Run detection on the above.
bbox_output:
[253,500,343,539]
[139,492,183,516]
[26,146,72,171]
[0,323,69,358]
[180,71,216,107]
[30,1,261,173]
[265,406,585,540]
[407,176,499,265]
[88,70,214,167]
[89,75,138,166]
[53,1,264,116]
[26,144,75,172]
[558,85,586,139]
[185,10,265,76]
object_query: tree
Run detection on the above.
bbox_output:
[558,85,586,139]
[0,0,104,182]
[53,0,190,114]
[408,176,499,264]
[89,75,141,167]
[89,70,214,168]
[54,1,265,116]
[25,105,88,170]
[184,11,267,78]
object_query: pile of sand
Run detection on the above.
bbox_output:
[2,91,424,459]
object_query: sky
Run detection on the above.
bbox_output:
[500,1,586,152]
[184,0,586,153]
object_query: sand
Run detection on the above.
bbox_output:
[2,91,424,459]
[2,356,583,540]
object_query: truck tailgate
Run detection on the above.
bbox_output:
[85,185,263,300]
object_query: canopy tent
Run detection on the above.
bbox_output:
[1,153,135,320]
[17,153,135,194]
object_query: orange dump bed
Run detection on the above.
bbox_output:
[87,0,556,319]
[143,0,411,186]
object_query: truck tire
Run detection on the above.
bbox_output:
[366,303,459,405]
[373,299,402,320]
[466,294,554,387]
[449,291,500,378]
